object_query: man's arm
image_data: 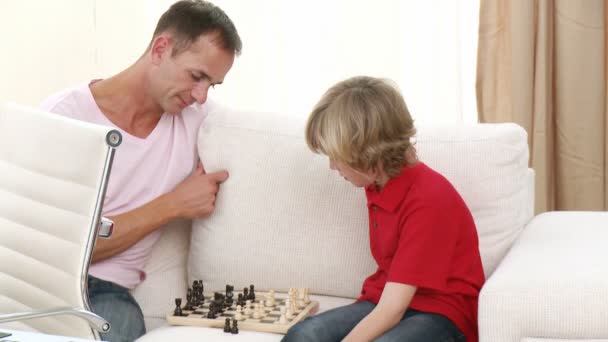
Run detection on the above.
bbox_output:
[342,282,417,342]
[92,165,228,262]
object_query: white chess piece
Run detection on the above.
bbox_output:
[265,290,276,307]
[297,287,306,308]
[244,300,252,316]
[235,305,243,320]
[278,306,287,324]
[303,288,311,304]
[253,303,261,319]
[285,299,294,319]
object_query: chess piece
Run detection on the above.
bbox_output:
[303,288,311,304]
[234,305,243,320]
[253,303,261,319]
[231,319,239,334]
[285,299,294,319]
[244,300,252,316]
[237,293,245,307]
[192,281,200,305]
[225,284,234,306]
[223,318,231,333]
[174,298,183,317]
[278,306,287,324]
[207,302,218,319]
[248,284,256,300]
[185,288,193,310]
[243,287,249,300]
[265,289,276,307]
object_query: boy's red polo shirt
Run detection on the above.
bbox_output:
[358,162,485,342]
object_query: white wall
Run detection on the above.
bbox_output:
[0,0,155,106]
[1,0,479,123]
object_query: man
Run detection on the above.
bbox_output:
[40,1,242,341]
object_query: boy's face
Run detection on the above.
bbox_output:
[329,159,375,188]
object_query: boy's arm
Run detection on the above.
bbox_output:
[342,282,416,342]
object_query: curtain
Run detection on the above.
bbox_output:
[477,0,607,213]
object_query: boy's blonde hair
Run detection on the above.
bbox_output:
[305,76,417,178]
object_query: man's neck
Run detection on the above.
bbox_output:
[90,63,163,139]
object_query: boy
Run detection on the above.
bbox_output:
[282,76,485,342]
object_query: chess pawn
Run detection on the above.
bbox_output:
[257,303,266,317]
[244,301,252,316]
[253,303,261,319]
[234,305,243,320]
[285,300,294,319]
[285,299,298,318]
[223,318,231,333]
[278,306,287,324]
[231,319,239,334]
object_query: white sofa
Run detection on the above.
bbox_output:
[133,105,537,341]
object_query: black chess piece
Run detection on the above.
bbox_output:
[243,287,249,301]
[223,318,231,333]
[231,319,239,334]
[248,284,256,301]
[192,281,200,305]
[225,284,234,306]
[185,288,193,310]
[207,302,218,319]
[213,292,226,313]
[237,293,245,307]
[174,298,183,317]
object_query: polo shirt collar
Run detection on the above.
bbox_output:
[365,162,423,212]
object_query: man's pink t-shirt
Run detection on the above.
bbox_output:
[40,83,209,289]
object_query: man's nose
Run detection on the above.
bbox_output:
[192,83,209,104]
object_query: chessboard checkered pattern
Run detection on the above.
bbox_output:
[166,292,319,334]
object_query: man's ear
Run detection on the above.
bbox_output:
[150,35,172,65]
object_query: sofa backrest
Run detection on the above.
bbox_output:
[187,106,533,298]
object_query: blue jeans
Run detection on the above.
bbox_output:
[282,301,465,342]
[87,276,146,342]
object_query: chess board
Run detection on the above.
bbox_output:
[166,291,319,334]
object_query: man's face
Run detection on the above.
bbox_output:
[152,33,235,114]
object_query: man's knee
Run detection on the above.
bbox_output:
[91,292,146,342]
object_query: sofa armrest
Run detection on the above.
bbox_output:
[479,212,608,342]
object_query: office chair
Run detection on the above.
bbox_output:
[0,102,122,339]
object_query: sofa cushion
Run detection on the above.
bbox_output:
[132,219,191,329]
[189,107,531,298]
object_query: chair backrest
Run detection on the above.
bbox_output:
[0,102,120,339]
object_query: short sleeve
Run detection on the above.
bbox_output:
[386,195,460,290]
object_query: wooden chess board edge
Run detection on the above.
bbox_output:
[165,300,320,334]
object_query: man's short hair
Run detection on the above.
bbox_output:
[151,0,242,56]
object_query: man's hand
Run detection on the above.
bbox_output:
[169,163,229,218]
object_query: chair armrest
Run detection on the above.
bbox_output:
[479,212,608,342]
[0,307,110,333]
